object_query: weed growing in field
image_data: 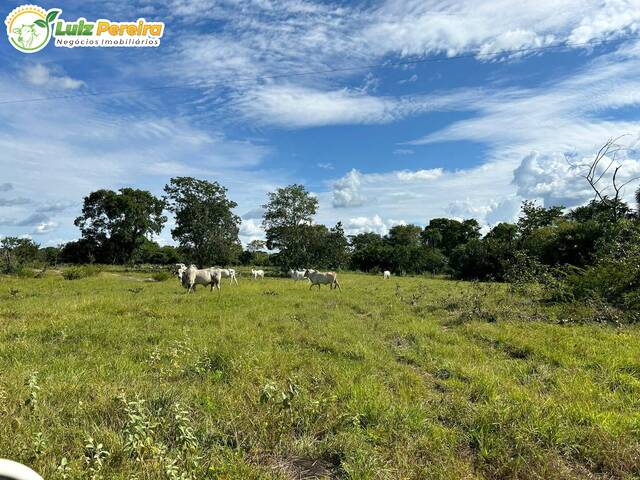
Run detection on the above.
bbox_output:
[119,394,161,462]
[30,432,47,459]
[24,371,40,410]
[55,457,71,479]
[260,379,300,410]
[84,437,109,480]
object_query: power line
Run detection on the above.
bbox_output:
[0,33,638,107]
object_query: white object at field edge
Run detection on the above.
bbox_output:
[0,459,43,480]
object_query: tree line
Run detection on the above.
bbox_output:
[2,158,640,318]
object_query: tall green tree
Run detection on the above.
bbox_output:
[517,200,564,236]
[262,184,318,270]
[164,177,241,266]
[0,237,39,273]
[422,218,481,256]
[74,188,166,264]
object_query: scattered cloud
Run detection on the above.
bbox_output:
[396,168,443,181]
[22,64,85,90]
[345,214,406,236]
[317,162,334,170]
[332,169,366,208]
[0,183,12,192]
[242,208,265,220]
[32,221,58,235]
[393,148,414,155]
[0,198,31,207]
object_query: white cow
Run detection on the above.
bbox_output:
[304,270,341,290]
[174,263,187,280]
[251,269,265,280]
[289,269,306,281]
[181,265,221,293]
[383,270,391,280]
[217,268,239,285]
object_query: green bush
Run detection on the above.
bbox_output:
[151,271,172,282]
[62,265,102,280]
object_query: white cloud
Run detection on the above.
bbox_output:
[346,215,391,235]
[22,64,84,90]
[239,218,265,245]
[396,168,443,181]
[332,169,366,208]
[513,149,640,207]
[317,162,334,170]
[32,221,58,235]
[238,85,403,128]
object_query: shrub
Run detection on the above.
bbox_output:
[151,271,172,282]
[62,265,101,280]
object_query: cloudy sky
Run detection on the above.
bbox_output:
[2,0,640,246]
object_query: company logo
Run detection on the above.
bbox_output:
[5,5,58,53]
[5,4,164,53]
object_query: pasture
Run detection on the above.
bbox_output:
[0,271,639,479]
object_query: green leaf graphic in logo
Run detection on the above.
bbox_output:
[45,10,59,24]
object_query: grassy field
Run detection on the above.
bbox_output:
[1,271,639,479]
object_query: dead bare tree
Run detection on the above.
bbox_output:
[568,135,640,222]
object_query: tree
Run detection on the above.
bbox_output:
[349,232,389,272]
[164,177,241,266]
[517,201,564,236]
[422,218,481,256]
[246,239,266,253]
[74,188,166,264]
[569,136,640,222]
[568,199,631,223]
[262,184,318,270]
[305,222,349,269]
[1,237,39,273]
[484,222,517,244]
[386,224,424,274]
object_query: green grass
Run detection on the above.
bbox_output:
[1,272,639,479]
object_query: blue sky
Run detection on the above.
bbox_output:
[1,0,640,246]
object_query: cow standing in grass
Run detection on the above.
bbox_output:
[217,268,239,285]
[181,265,221,293]
[304,270,341,290]
[289,269,307,281]
[251,269,265,280]
[383,270,391,280]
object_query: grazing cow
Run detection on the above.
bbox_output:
[304,270,341,290]
[251,269,265,280]
[181,265,221,293]
[217,268,239,285]
[174,263,187,279]
[383,270,391,280]
[289,269,306,281]
[13,24,39,49]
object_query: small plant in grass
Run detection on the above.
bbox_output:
[0,387,7,414]
[120,394,161,462]
[25,371,40,410]
[260,379,299,410]
[31,431,47,458]
[9,288,20,297]
[84,436,109,480]
[56,457,71,479]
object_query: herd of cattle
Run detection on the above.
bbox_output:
[172,264,375,293]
